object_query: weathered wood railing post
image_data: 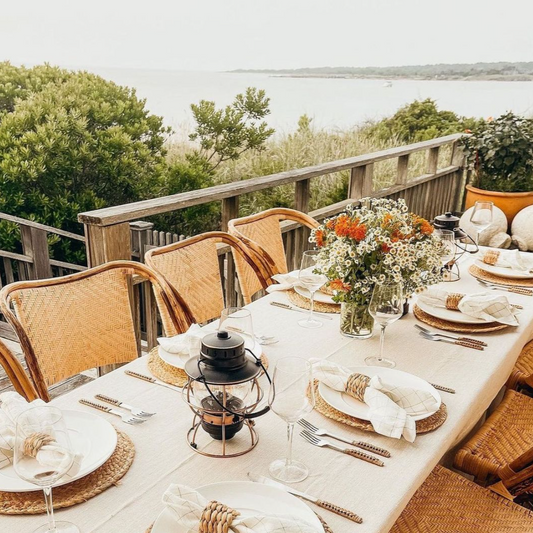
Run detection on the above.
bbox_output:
[396,155,410,185]
[348,164,374,199]
[20,226,52,279]
[450,141,466,212]
[221,196,239,307]
[294,179,311,268]
[83,223,132,267]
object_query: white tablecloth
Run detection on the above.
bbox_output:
[5,253,533,533]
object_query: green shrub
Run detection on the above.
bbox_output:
[367,98,480,143]
[0,67,171,262]
[461,112,533,192]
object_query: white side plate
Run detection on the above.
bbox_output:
[474,259,533,280]
[0,410,117,492]
[416,298,488,324]
[319,366,441,422]
[152,481,323,533]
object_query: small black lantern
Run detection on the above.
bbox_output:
[433,211,479,281]
[183,330,271,458]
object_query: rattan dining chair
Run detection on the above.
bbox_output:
[0,337,35,400]
[389,465,533,532]
[228,208,319,300]
[454,388,533,484]
[145,231,270,325]
[507,339,533,390]
[0,261,188,401]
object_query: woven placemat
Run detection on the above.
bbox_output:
[413,304,508,334]
[0,429,134,515]
[287,289,340,314]
[311,380,447,434]
[469,264,533,288]
[148,347,269,387]
[145,512,334,532]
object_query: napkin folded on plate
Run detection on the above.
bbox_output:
[163,483,321,533]
[311,360,440,442]
[417,288,519,326]
[266,271,304,293]
[483,249,533,273]
[0,392,83,477]
[158,324,204,359]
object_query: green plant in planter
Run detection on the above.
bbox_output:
[461,112,533,193]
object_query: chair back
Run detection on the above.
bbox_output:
[228,208,319,298]
[145,231,269,324]
[0,261,185,400]
[0,338,37,400]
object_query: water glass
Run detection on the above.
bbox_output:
[298,250,328,329]
[268,357,314,483]
[14,405,79,533]
[219,307,254,338]
[469,201,493,247]
[435,229,456,280]
[365,282,403,368]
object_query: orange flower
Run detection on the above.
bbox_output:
[381,242,391,253]
[334,215,366,241]
[329,279,351,292]
[315,229,325,247]
[326,219,336,230]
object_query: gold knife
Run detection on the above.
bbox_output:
[247,473,363,524]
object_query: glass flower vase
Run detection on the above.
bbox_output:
[340,302,374,339]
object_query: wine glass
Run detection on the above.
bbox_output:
[268,357,314,483]
[469,201,493,247]
[435,229,456,281]
[219,307,255,338]
[365,282,403,368]
[14,406,79,533]
[298,250,328,329]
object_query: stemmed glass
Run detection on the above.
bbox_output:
[298,250,328,329]
[219,307,254,338]
[469,201,493,247]
[435,229,456,281]
[14,406,79,533]
[268,357,315,483]
[365,282,403,368]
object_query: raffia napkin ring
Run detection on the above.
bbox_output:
[345,373,371,401]
[483,250,500,266]
[23,432,55,458]
[199,501,240,533]
[444,293,464,310]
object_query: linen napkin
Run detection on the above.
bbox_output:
[162,483,321,533]
[482,249,533,273]
[266,270,304,293]
[311,360,440,442]
[0,392,83,478]
[417,288,519,326]
[158,324,204,359]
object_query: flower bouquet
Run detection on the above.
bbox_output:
[310,198,443,338]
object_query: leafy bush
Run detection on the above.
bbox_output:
[367,98,480,143]
[0,66,171,262]
[461,112,533,192]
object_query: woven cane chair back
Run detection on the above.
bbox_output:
[390,465,533,532]
[0,261,185,401]
[0,338,36,400]
[145,231,269,325]
[228,208,319,300]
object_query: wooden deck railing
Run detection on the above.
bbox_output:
[76,133,467,348]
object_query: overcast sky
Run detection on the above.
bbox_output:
[1,0,531,71]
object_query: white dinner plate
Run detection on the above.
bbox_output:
[294,284,337,305]
[474,259,533,280]
[159,337,262,369]
[152,481,324,533]
[319,366,441,422]
[415,298,488,324]
[0,410,117,492]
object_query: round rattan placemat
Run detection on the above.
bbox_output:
[148,348,269,388]
[311,380,447,435]
[145,513,334,533]
[413,304,508,334]
[287,289,340,314]
[468,264,533,288]
[0,429,134,515]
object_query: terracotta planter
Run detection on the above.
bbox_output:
[465,184,533,226]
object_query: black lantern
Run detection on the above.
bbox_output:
[182,330,271,458]
[433,211,479,281]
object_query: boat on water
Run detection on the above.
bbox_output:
[383,81,393,88]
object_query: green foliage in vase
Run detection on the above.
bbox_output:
[367,98,480,143]
[460,112,533,193]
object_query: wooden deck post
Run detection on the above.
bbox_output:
[348,164,374,199]
[83,222,132,267]
[221,197,239,306]
[397,155,410,185]
[20,226,52,279]
[294,179,311,261]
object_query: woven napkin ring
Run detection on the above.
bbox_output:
[198,500,240,533]
[445,293,464,310]
[23,432,54,458]
[483,250,500,266]
[345,373,371,401]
